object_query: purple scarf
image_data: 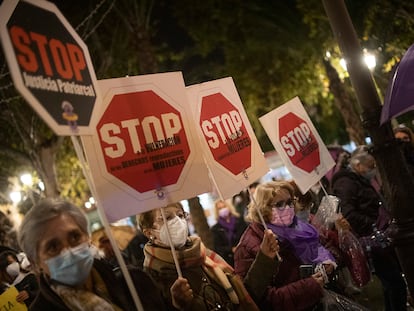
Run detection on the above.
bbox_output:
[267,217,335,265]
[218,215,237,245]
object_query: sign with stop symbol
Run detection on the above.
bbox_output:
[82,73,211,222]
[259,97,335,194]
[187,77,269,200]
[0,0,100,135]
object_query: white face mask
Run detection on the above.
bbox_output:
[17,252,31,270]
[6,262,20,278]
[159,216,188,248]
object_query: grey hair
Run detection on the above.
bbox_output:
[349,145,374,168]
[18,198,89,265]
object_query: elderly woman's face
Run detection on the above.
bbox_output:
[36,213,88,275]
[146,206,189,248]
[267,188,296,226]
[269,188,293,210]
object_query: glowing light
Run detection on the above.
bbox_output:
[10,191,22,204]
[20,173,33,187]
[364,52,376,70]
[340,58,347,71]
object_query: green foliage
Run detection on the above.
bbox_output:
[1,0,413,206]
[55,137,90,207]
[171,0,345,149]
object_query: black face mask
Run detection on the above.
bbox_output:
[399,141,414,164]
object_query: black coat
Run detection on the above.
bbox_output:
[15,273,39,307]
[211,216,247,266]
[29,259,167,311]
[331,168,382,237]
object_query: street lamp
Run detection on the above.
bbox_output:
[9,191,22,204]
[363,49,376,71]
[84,197,96,210]
[9,191,23,228]
[339,49,376,71]
[20,173,36,205]
[38,181,45,191]
[20,173,33,187]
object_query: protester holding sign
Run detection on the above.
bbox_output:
[0,250,38,307]
[17,198,168,311]
[138,202,279,311]
[0,286,28,311]
[234,181,338,310]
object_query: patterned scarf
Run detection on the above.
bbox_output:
[144,236,239,304]
[51,267,123,311]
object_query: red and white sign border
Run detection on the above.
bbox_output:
[82,73,211,221]
[0,0,100,135]
[259,96,335,194]
[187,77,269,199]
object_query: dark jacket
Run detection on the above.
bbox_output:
[123,231,148,268]
[29,259,167,311]
[234,222,323,311]
[15,272,38,307]
[211,216,247,266]
[146,259,233,311]
[331,168,382,237]
[143,237,261,311]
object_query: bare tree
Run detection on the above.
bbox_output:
[323,59,366,144]
[188,197,213,249]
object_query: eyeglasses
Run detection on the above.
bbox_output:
[154,211,189,224]
[177,211,189,220]
[269,199,295,210]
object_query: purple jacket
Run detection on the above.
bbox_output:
[234,222,323,310]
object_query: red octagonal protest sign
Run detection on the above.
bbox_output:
[200,93,251,175]
[278,112,320,173]
[0,0,99,135]
[97,90,190,193]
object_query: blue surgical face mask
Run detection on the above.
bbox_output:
[296,209,310,223]
[45,242,94,286]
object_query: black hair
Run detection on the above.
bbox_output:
[0,250,17,270]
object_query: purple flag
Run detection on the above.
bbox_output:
[381,44,414,124]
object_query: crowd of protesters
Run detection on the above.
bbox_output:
[0,124,413,310]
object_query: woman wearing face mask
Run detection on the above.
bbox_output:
[0,250,38,307]
[234,181,338,310]
[17,198,168,311]
[138,202,279,311]
[210,200,247,266]
[332,146,408,310]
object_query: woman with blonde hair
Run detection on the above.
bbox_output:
[234,180,338,310]
[211,199,247,266]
